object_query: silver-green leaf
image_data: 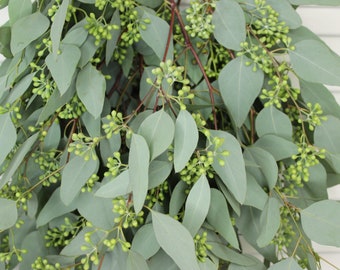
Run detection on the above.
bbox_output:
[301,200,340,247]
[129,134,150,213]
[174,110,199,172]
[209,130,247,204]
[212,0,246,51]
[182,174,211,236]
[290,40,340,86]
[76,63,106,119]
[152,211,200,270]
[0,198,18,230]
[60,156,99,205]
[218,56,264,127]
[0,113,17,166]
[10,12,50,54]
[138,110,174,160]
[46,44,81,95]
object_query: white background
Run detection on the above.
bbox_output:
[1,3,340,269]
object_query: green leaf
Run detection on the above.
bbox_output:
[131,223,160,260]
[43,120,61,150]
[0,133,39,189]
[10,12,50,55]
[169,181,187,217]
[20,231,47,270]
[266,0,301,29]
[236,206,277,262]
[229,260,266,270]
[139,8,173,60]
[46,44,81,95]
[207,189,239,248]
[183,175,211,236]
[218,56,264,127]
[95,170,131,198]
[62,19,88,47]
[209,130,247,204]
[212,0,246,51]
[254,134,298,161]
[148,249,179,270]
[77,191,116,230]
[129,134,150,213]
[0,26,12,58]
[300,80,340,119]
[76,63,106,119]
[208,242,258,266]
[314,115,340,153]
[244,173,268,210]
[268,258,303,270]
[0,198,17,230]
[289,0,340,5]
[8,0,31,26]
[174,110,199,172]
[60,156,99,205]
[127,251,150,270]
[5,72,35,104]
[0,113,17,166]
[61,227,95,257]
[301,200,340,247]
[138,110,175,160]
[0,0,8,9]
[50,0,70,57]
[290,40,340,86]
[36,188,77,227]
[257,197,281,247]
[105,9,120,65]
[243,147,278,190]
[99,133,121,163]
[148,159,173,189]
[255,106,293,140]
[152,211,200,270]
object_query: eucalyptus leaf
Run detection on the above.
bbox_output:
[0,26,12,58]
[60,156,99,205]
[148,159,173,189]
[105,9,121,65]
[139,9,173,60]
[254,134,298,161]
[8,0,32,26]
[174,110,199,172]
[268,258,303,270]
[127,250,150,270]
[138,110,175,160]
[212,0,246,51]
[207,188,239,248]
[243,147,278,190]
[256,106,293,140]
[129,134,150,213]
[209,130,247,204]
[183,175,211,236]
[169,181,187,217]
[257,197,281,247]
[0,113,17,166]
[10,12,50,55]
[46,45,81,95]
[131,223,160,260]
[95,170,131,198]
[36,188,77,227]
[218,56,264,127]
[267,0,301,29]
[50,0,70,57]
[0,198,17,230]
[290,40,340,86]
[0,133,39,189]
[76,63,106,119]
[300,80,340,119]
[152,211,200,270]
[314,115,340,153]
[244,173,268,210]
[301,200,340,247]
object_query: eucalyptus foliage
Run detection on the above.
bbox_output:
[1,0,340,269]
